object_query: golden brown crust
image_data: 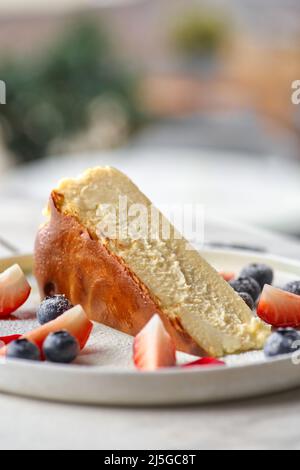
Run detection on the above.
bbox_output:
[34,194,203,356]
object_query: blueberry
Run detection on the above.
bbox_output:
[37,295,73,325]
[264,328,300,357]
[229,276,261,302]
[7,339,41,361]
[240,263,274,289]
[239,292,255,310]
[43,330,79,364]
[283,281,300,296]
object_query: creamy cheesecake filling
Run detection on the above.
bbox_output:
[53,167,270,356]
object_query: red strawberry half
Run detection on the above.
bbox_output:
[0,264,31,317]
[257,284,300,328]
[219,272,235,282]
[183,357,225,368]
[133,314,176,371]
[0,334,21,345]
[0,305,93,357]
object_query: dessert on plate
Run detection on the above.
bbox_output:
[34,167,270,357]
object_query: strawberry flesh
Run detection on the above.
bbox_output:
[134,314,176,371]
[183,357,225,368]
[0,265,31,318]
[0,305,93,357]
[0,334,21,345]
[219,272,235,282]
[257,284,300,328]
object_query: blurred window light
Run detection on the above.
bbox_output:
[0,0,142,13]
[0,0,87,12]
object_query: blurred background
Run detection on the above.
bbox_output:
[0,0,300,253]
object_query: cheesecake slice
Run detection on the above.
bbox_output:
[34,167,270,357]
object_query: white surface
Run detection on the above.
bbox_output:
[1,388,300,450]
[1,249,300,406]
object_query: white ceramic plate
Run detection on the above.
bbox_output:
[0,249,300,406]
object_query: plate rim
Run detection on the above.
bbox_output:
[0,349,295,376]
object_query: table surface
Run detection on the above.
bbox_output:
[1,148,300,234]
[1,152,300,450]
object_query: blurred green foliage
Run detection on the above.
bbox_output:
[0,19,145,163]
[171,10,230,58]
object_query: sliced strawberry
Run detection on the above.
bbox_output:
[219,271,235,282]
[0,264,31,317]
[183,357,225,368]
[0,334,21,345]
[257,285,300,328]
[133,314,176,371]
[0,305,93,357]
